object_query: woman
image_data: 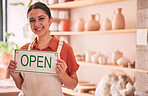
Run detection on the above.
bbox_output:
[7,2,79,96]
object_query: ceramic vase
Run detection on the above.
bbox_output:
[85,51,96,62]
[85,14,100,31]
[111,50,123,65]
[60,20,70,31]
[102,17,112,30]
[75,18,85,31]
[112,8,125,30]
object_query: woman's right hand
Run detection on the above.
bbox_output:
[8,60,20,79]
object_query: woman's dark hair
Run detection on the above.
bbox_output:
[27,2,51,19]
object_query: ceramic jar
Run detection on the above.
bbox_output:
[75,18,85,31]
[112,8,125,30]
[117,56,130,67]
[98,56,108,65]
[102,18,112,30]
[111,50,123,65]
[60,20,70,31]
[91,53,102,63]
[98,53,108,64]
[85,51,96,62]
[85,14,100,31]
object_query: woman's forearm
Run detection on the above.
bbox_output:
[13,76,23,90]
[60,73,78,89]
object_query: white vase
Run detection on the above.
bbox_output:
[111,50,123,65]
[75,18,85,31]
[85,51,96,62]
[102,17,112,30]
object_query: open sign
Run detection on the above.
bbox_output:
[14,49,58,74]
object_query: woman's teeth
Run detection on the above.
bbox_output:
[35,28,43,31]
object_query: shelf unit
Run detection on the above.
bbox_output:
[78,61,148,74]
[48,0,126,9]
[49,0,137,95]
[51,29,136,35]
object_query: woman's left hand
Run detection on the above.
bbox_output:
[56,59,67,77]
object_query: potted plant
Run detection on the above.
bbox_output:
[0,32,19,65]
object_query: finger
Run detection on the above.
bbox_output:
[56,64,63,72]
[56,62,64,69]
[8,65,17,70]
[56,67,60,74]
[57,59,67,67]
[8,63,17,69]
[10,60,17,64]
[56,59,64,63]
[9,61,17,66]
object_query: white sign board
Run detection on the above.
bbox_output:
[14,49,58,74]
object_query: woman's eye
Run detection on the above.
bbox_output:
[39,18,44,20]
[29,20,35,22]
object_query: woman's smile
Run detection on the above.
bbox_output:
[35,27,44,31]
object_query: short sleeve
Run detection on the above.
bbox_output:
[66,46,79,76]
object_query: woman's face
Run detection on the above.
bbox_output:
[28,9,51,36]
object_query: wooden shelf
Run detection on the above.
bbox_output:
[78,61,148,74]
[50,29,136,35]
[48,0,126,9]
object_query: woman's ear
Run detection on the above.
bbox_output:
[49,17,53,25]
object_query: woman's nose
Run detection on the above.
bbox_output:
[34,20,40,27]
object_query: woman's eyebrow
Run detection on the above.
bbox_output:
[38,15,45,18]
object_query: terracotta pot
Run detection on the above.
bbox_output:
[60,20,71,31]
[112,8,125,29]
[75,18,85,31]
[102,18,112,30]
[2,53,13,65]
[85,14,100,31]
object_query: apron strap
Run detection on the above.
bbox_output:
[57,40,63,59]
[28,41,33,50]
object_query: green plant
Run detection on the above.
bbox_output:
[0,32,19,54]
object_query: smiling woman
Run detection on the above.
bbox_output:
[7,2,79,96]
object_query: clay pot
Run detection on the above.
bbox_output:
[75,18,85,31]
[85,14,100,31]
[102,18,112,30]
[111,50,123,65]
[60,20,71,31]
[112,8,125,29]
